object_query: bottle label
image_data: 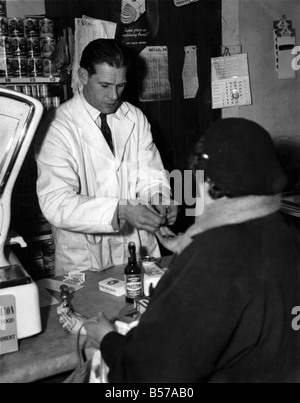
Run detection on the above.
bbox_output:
[125,274,142,299]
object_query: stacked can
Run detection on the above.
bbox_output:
[24,17,43,78]
[0,16,56,78]
[7,17,28,77]
[0,35,13,77]
[0,1,6,17]
[39,18,58,78]
[0,15,10,77]
[41,237,55,277]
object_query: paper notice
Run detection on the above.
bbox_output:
[72,16,117,93]
[182,45,199,99]
[211,53,252,109]
[138,46,172,102]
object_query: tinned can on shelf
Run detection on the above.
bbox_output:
[40,37,56,59]
[39,83,49,97]
[0,56,7,76]
[0,1,7,17]
[43,96,52,110]
[27,37,40,57]
[5,85,21,92]
[43,58,59,77]
[10,85,22,92]
[0,36,12,57]
[11,36,27,57]
[21,84,32,96]
[0,16,8,36]
[8,17,24,37]
[12,57,28,77]
[41,238,55,277]
[24,18,39,38]
[52,96,61,108]
[28,57,43,77]
[0,57,13,77]
[39,18,54,39]
[30,84,39,98]
[5,57,13,77]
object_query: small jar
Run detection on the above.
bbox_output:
[140,256,156,271]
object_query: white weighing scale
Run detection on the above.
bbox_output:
[0,88,43,340]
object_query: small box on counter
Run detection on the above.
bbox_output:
[99,277,125,297]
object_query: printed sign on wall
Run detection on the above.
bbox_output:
[273,16,296,79]
[138,46,172,102]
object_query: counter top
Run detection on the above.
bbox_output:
[0,256,173,383]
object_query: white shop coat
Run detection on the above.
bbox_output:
[35,91,171,275]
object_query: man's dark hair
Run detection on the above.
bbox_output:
[80,39,131,76]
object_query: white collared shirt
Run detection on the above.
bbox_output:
[79,90,116,129]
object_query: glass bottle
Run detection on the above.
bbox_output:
[124,242,143,303]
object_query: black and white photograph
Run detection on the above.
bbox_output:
[0,0,300,387]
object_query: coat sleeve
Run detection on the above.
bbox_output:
[100,233,249,383]
[35,116,119,234]
[134,108,171,202]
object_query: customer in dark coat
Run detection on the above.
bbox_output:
[85,118,300,383]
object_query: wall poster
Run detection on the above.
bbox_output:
[137,46,171,102]
[120,0,159,54]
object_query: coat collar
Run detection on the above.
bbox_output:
[175,195,281,255]
[71,92,134,164]
[78,90,131,121]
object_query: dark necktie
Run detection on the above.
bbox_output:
[99,113,114,155]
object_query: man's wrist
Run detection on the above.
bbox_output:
[151,192,172,207]
[118,200,128,221]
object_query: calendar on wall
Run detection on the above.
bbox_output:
[211,53,252,109]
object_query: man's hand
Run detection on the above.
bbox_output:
[119,202,166,233]
[151,193,168,220]
[166,199,178,226]
[151,194,178,227]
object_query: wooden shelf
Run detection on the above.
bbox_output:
[0,77,61,84]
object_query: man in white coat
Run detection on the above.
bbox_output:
[35,39,177,276]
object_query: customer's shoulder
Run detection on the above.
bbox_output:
[189,223,253,257]
[191,213,287,254]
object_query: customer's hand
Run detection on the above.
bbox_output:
[156,226,182,253]
[84,312,115,349]
[119,202,166,233]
